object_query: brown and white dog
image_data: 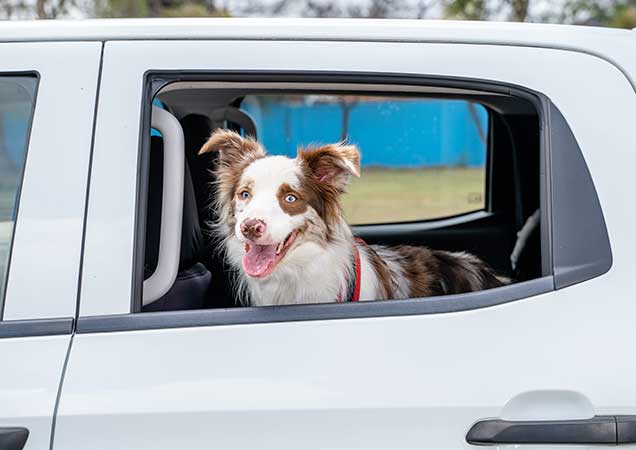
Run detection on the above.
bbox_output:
[200,129,508,307]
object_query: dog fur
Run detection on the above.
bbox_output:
[200,129,508,307]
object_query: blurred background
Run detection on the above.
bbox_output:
[0,0,634,28]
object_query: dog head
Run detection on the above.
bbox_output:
[199,129,360,279]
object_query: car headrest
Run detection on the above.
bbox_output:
[209,106,257,139]
[144,135,204,277]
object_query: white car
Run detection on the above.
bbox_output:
[0,18,633,450]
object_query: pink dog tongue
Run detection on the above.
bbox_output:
[242,244,277,277]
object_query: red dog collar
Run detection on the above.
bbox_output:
[338,238,365,303]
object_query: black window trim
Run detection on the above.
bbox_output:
[485,106,496,214]
[96,69,609,332]
[352,209,494,236]
[0,317,73,338]
[79,276,553,334]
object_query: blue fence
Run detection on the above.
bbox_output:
[243,99,488,168]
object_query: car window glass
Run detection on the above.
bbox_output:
[0,76,37,307]
[241,94,488,224]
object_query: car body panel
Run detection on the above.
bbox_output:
[56,37,635,450]
[0,335,70,450]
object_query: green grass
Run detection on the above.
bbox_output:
[342,167,486,225]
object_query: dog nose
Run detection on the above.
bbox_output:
[241,218,267,241]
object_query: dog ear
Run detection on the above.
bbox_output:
[298,143,361,191]
[199,129,265,169]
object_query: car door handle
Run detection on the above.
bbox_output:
[0,428,28,450]
[467,415,636,445]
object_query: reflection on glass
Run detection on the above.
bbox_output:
[0,76,37,301]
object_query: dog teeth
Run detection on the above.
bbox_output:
[276,242,283,255]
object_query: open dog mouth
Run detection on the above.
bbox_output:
[242,230,299,278]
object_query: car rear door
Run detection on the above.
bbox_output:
[54,37,632,450]
[0,42,101,450]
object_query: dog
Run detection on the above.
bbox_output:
[199,129,509,307]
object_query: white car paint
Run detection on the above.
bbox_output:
[0,18,632,450]
[0,40,100,450]
[0,336,70,450]
[142,106,184,306]
[2,41,101,320]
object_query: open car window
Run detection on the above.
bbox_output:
[135,78,557,314]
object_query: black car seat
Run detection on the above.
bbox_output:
[180,114,235,309]
[142,135,211,312]
[180,109,257,309]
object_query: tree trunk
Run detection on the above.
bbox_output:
[510,0,529,21]
[35,0,66,19]
[0,0,13,19]
[36,0,47,18]
[149,0,161,17]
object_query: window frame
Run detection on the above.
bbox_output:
[131,70,553,318]
[0,71,39,321]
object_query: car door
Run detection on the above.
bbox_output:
[54,37,632,450]
[0,42,101,450]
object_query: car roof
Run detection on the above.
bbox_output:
[0,18,631,44]
[1,18,635,86]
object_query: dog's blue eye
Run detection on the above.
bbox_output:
[285,194,297,203]
[240,191,250,199]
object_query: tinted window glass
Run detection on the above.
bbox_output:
[241,94,488,224]
[0,76,37,304]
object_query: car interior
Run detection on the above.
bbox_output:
[140,81,544,313]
